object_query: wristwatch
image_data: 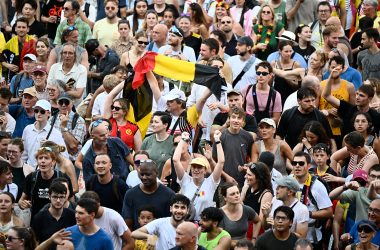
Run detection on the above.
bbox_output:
[61,127,69,133]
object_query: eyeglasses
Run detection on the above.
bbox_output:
[137,40,149,45]
[318,9,330,13]
[64,7,72,11]
[291,161,306,166]
[47,88,56,92]
[58,99,71,106]
[111,105,122,111]
[256,71,270,76]
[51,195,66,200]
[33,72,45,77]
[34,109,46,115]
[358,226,375,233]
[368,207,380,215]
[262,11,271,14]
[6,236,21,241]
[221,21,231,24]
[274,216,289,221]
[106,6,116,10]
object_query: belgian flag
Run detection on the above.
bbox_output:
[125,52,226,138]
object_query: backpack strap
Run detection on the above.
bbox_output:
[112,175,120,201]
[243,84,253,111]
[12,73,23,98]
[232,56,256,88]
[47,114,59,140]
[30,170,40,200]
[84,2,90,17]
[308,175,319,210]
[71,113,80,130]
[310,20,319,31]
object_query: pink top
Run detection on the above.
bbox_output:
[242,84,282,116]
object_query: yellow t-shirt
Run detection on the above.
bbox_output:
[0,32,5,78]
[93,18,120,47]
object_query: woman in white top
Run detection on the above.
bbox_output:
[127,0,148,35]
[173,131,224,221]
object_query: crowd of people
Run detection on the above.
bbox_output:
[0,0,379,249]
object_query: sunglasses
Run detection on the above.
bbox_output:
[111,105,122,111]
[262,11,271,14]
[58,99,71,106]
[34,109,46,115]
[106,6,116,10]
[221,21,231,24]
[358,226,375,233]
[256,71,270,76]
[137,40,149,45]
[291,161,306,166]
[134,159,153,165]
[6,236,21,241]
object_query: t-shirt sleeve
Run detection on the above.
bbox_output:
[276,109,290,138]
[313,181,333,210]
[340,190,356,204]
[337,100,353,117]
[245,205,257,221]
[112,210,129,236]
[145,218,160,235]
[23,173,33,198]
[121,189,133,219]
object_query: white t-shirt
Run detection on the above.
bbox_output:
[95,207,129,250]
[283,91,298,112]
[270,198,309,233]
[146,217,176,250]
[157,45,197,63]
[271,168,283,191]
[5,113,15,134]
[227,55,262,91]
[92,92,108,116]
[126,170,161,188]
[0,183,18,200]
[178,173,219,221]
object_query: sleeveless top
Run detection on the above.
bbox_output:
[350,243,379,250]
[273,60,300,107]
[123,51,134,74]
[319,80,350,136]
[199,230,230,249]
[258,140,287,175]
[244,188,271,214]
[347,146,377,174]
[0,216,15,233]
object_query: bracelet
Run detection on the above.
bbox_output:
[215,141,221,144]
[309,211,313,219]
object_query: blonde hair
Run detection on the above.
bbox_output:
[103,74,120,90]
[257,3,277,28]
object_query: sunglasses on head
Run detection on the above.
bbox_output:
[291,161,306,166]
[38,146,53,152]
[256,71,270,76]
[34,109,46,115]
[111,105,122,111]
[137,40,149,45]
[67,25,77,31]
[358,226,375,233]
[58,99,71,106]
[91,119,105,129]
[134,159,153,165]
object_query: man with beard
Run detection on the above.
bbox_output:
[310,1,332,49]
[322,62,380,137]
[255,206,299,249]
[319,55,355,146]
[198,207,231,250]
[93,0,120,46]
[131,194,189,250]
[357,28,380,81]
[122,160,175,230]
[220,16,239,57]
[277,87,333,149]
[158,26,196,62]
[322,25,340,54]
[227,36,262,91]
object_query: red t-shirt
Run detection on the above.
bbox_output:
[110,118,138,149]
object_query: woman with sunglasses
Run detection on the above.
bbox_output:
[5,226,37,250]
[345,220,379,250]
[253,118,293,175]
[241,162,273,239]
[220,182,260,247]
[294,24,315,64]
[41,141,79,194]
[209,2,244,36]
[103,96,142,152]
[120,31,148,75]
[111,20,134,58]
[46,26,89,71]
[142,10,159,41]
[35,38,50,67]
[252,4,285,61]
[127,0,148,35]
[188,3,209,39]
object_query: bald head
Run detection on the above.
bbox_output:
[326,16,341,28]
[175,222,198,247]
[301,75,320,89]
[153,24,168,44]
[179,222,198,236]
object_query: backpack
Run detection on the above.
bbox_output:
[243,84,277,123]
[30,169,61,202]
[12,73,23,98]
[87,175,120,201]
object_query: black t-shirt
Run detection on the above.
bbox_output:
[148,3,179,19]
[85,175,128,214]
[213,112,258,133]
[225,34,238,56]
[42,0,64,39]
[293,45,315,64]
[255,230,298,250]
[184,33,202,58]
[276,107,333,149]
[32,208,76,245]
[11,166,25,201]
[338,100,380,137]
[23,170,70,218]
[12,20,46,38]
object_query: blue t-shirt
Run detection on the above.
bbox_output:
[9,74,33,98]
[349,221,380,245]
[8,105,36,138]
[323,67,363,90]
[66,225,114,250]
[267,51,308,69]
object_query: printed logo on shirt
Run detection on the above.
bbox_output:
[38,188,49,199]
[126,129,132,135]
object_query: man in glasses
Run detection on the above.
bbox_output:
[310,1,332,49]
[85,39,120,93]
[93,0,120,47]
[21,99,67,167]
[49,93,86,162]
[9,87,37,138]
[220,16,238,57]
[227,36,261,91]
[54,0,92,47]
[291,151,333,247]
[241,61,282,124]
[158,26,196,62]
[256,206,299,249]
[126,150,150,188]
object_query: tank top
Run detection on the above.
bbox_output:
[244,188,271,214]
[0,216,15,233]
[199,230,230,249]
[347,146,377,174]
[11,166,25,201]
[319,80,349,135]
[273,60,300,107]
[258,140,287,175]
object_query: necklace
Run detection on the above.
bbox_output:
[255,24,273,51]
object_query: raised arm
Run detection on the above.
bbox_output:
[211,130,225,182]
[146,71,161,103]
[172,132,189,181]
[196,87,212,115]
[322,67,341,108]
[103,81,124,118]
